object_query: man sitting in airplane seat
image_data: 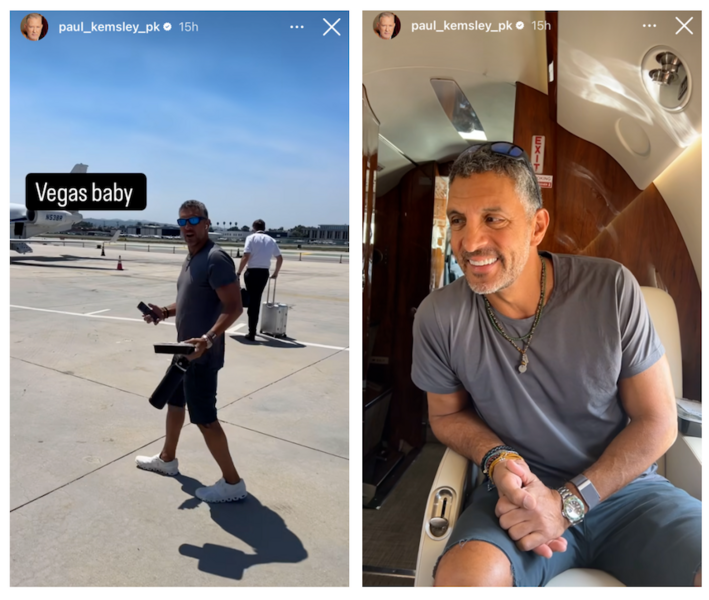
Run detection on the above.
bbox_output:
[412,142,701,587]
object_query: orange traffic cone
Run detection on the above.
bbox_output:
[117,256,123,271]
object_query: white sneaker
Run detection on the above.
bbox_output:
[196,478,247,503]
[135,454,179,476]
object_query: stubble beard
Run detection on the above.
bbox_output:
[461,234,532,296]
[185,230,207,254]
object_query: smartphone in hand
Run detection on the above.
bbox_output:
[138,301,161,323]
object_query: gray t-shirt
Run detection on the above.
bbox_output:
[176,240,237,369]
[412,252,665,487]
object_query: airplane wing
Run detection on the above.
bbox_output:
[10,241,33,254]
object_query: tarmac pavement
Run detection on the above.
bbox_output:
[10,244,349,586]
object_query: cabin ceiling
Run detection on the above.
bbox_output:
[364,11,702,196]
[363,10,547,196]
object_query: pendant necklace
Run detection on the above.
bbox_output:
[484,256,546,374]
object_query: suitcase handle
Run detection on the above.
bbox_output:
[266,277,277,304]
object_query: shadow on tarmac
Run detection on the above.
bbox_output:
[174,474,308,581]
[10,255,118,270]
[230,334,305,349]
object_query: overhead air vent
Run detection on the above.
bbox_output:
[649,52,682,85]
[641,47,691,112]
[430,79,487,141]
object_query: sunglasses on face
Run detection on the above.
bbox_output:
[177,216,207,227]
[460,141,531,164]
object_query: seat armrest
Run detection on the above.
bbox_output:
[413,447,629,587]
[414,447,469,586]
[665,434,702,500]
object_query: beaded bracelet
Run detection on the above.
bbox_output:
[488,452,523,480]
[482,445,515,475]
[481,445,522,491]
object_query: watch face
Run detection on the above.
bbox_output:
[564,497,585,521]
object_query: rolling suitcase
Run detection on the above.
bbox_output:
[260,278,288,337]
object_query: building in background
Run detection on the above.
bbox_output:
[305,224,349,242]
[125,225,180,237]
[209,230,250,242]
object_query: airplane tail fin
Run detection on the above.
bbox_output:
[109,229,121,243]
[70,165,87,216]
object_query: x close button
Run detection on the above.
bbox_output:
[676,17,693,35]
[323,18,341,36]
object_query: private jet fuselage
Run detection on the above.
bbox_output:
[11,163,88,252]
[10,203,83,239]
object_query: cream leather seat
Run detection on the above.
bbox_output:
[414,286,699,587]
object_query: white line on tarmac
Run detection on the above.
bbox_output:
[84,309,111,315]
[10,304,349,351]
[294,341,350,351]
[10,305,174,325]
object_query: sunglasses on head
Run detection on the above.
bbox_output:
[460,141,531,164]
[177,216,207,226]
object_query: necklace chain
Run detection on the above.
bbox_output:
[484,256,547,374]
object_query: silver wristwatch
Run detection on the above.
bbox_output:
[201,331,217,349]
[558,486,585,526]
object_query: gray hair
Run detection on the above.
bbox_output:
[22,13,43,33]
[449,146,542,217]
[179,200,208,218]
[377,12,395,24]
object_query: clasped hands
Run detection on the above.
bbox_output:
[492,459,569,558]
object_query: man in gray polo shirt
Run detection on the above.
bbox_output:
[135,200,247,503]
[412,143,701,586]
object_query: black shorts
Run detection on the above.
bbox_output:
[167,362,219,425]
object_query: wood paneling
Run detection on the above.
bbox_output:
[387,163,437,449]
[549,125,642,254]
[545,11,558,125]
[513,81,701,401]
[364,163,436,450]
[583,185,701,401]
[363,87,380,390]
[367,185,401,387]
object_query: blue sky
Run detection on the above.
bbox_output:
[10,11,349,228]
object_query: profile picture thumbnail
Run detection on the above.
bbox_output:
[373,12,400,40]
[21,13,47,42]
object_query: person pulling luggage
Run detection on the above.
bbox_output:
[237,219,283,341]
